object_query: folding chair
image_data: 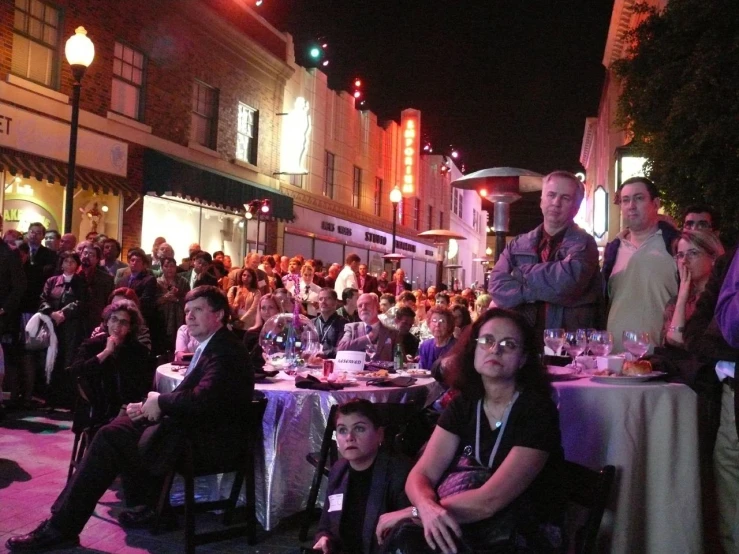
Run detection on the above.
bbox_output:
[562,460,615,554]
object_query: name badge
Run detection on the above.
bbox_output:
[328,493,343,512]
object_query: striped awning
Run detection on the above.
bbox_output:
[0,148,138,198]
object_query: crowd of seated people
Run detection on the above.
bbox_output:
[1,189,737,553]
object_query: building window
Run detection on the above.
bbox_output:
[236,102,258,165]
[459,191,464,217]
[289,174,303,188]
[452,189,458,217]
[191,80,218,149]
[472,208,479,232]
[111,42,145,120]
[374,177,383,216]
[427,205,433,230]
[12,0,60,87]
[439,210,444,229]
[323,151,335,198]
[352,166,362,209]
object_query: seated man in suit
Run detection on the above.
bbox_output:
[337,293,398,362]
[6,286,254,551]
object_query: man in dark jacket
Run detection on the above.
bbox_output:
[313,288,349,359]
[6,286,254,551]
[79,242,114,336]
[0,216,27,419]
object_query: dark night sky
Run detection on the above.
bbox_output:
[258,0,613,175]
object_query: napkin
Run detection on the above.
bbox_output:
[294,374,345,391]
[367,376,417,388]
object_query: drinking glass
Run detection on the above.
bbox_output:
[543,328,565,356]
[622,330,651,359]
[589,331,614,357]
[563,331,587,371]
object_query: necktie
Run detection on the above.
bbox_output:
[304,285,310,299]
[185,346,203,377]
[366,324,372,335]
[540,237,553,262]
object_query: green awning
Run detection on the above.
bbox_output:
[143,149,294,221]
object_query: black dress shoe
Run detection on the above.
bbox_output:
[5,520,79,551]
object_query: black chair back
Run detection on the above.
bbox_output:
[563,460,615,554]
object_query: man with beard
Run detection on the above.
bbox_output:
[337,293,398,361]
[79,242,114,335]
[312,288,348,359]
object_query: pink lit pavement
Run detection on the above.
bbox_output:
[0,409,306,553]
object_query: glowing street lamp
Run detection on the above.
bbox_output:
[63,26,95,234]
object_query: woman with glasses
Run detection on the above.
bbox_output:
[69,301,150,421]
[663,230,724,347]
[385,308,564,554]
[418,307,456,371]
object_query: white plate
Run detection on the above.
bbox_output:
[401,369,432,378]
[547,365,576,376]
[591,371,667,384]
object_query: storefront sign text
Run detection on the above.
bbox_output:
[322,221,353,237]
[365,232,387,245]
[0,114,12,135]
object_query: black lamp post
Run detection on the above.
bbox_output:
[389,186,402,253]
[63,26,95,234]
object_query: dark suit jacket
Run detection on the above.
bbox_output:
[114,268,158,318]
[0,242,26,334]
[316,450,412,554]
[21,244,56,312]
[385,281,411,296]
[312,312,349,358]
[337,320,399,362]
[359,274,379,294]
[155,326,254,469]
[82,267,115,335]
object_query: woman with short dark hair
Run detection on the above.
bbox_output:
[313,399,413,554]
[69,301,150,423]
[39,251,88,408]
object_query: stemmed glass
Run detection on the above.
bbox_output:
[543,328,565,356]
[563,330,588,372]
[622,330,651,360]
[589,331,614,357]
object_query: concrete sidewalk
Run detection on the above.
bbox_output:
[0,408,312,553]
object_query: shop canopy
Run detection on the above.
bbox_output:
[0,148,138,198]
[143,149,294,221]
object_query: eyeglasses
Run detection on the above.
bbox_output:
[108,316,131,326]
[475,335,520,352]
[683,220,712,230]
[674,249,705,261]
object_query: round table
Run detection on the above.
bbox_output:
[552,378,702,554]
[155,364,443,530]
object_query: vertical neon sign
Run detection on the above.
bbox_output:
[400,109,420,195]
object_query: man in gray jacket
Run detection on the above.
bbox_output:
[488,171,602,344]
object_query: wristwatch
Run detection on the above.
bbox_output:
[411,506,419,518]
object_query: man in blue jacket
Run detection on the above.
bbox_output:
[488,170,602,347]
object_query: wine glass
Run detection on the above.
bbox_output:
[543,329,565,356]
[622,330,651,360]
[563,331,587,372]
[589,331,614,357]
[580,328,597,354]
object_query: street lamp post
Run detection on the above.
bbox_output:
[245,199,271,254]
[63,26,95,234]
[389,186,402,254]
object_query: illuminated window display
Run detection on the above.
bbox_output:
[141,195,248,265]
[2,171,121,238]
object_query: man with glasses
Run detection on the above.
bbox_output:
[603,177,679,351]
[6,286,254,550]
[488,171,601,348]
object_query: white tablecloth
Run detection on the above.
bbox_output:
[553,378,702,554]
[155,364,442,530]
